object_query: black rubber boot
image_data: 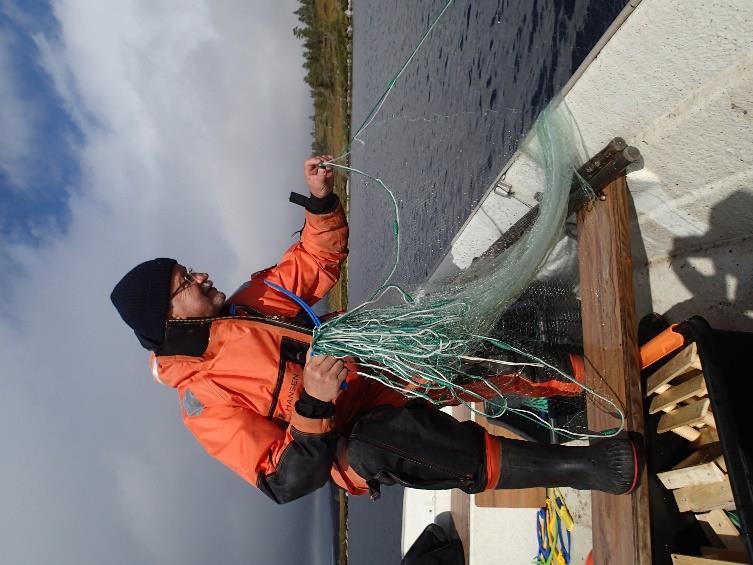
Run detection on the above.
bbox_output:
[496,437,640,494]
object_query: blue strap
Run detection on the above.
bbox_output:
[261,280,350,390]
[262,280,322,328]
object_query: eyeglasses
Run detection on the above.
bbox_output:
[170,267,199,300]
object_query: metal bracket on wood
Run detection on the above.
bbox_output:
[475,137,642,264]
[493,179,514,197]
[568,137,642,214]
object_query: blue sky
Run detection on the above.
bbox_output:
[0,0,80,249]
[0,1,335,563]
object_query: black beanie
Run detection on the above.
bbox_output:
[111,258,177,351]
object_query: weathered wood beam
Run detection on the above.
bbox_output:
[577,175,652,564]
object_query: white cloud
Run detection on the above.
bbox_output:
[0,1,333,564]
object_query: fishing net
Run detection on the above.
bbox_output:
[298,0,626,441]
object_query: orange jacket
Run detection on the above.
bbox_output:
[150,198,402,502]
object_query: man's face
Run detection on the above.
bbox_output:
[168,264,226,319]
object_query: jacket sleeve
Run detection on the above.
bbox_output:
[228,197,348,317]
[183,400,338,504]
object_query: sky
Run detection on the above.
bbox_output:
[0,1,336,563]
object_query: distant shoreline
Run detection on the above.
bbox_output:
[292,1,352,563]
[292,0,351,313]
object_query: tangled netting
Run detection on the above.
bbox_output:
[299,0,624,440]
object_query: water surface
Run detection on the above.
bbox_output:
[347,1,628,563]
[348,0,628,302]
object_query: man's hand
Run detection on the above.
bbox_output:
[304,155,335,199]
[303,351,347,403]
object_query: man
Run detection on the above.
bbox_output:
[111,155,640,504]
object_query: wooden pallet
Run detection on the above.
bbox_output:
[646,342,720,443]
[645,345,747,564]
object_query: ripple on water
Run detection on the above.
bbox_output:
[348,0,628,302]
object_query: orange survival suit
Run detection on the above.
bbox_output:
[150,193,499,503]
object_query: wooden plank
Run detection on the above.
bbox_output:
[650,373,707,414]
[674,477,734,513]
[658,399,710,434]
[474,421,546,508]
[450,404,471,565]
[660,402,703,441]
[697,510,746,552]
[696,427,720,447]
[671,425,703,441]
[699,547,749,563]
[657,462,726,490]
[672,444,723,471]
[654,369,703,396]
[577,176,650,565]
[715,455,728,473]
[672,554,745,564]
[646,342,702,395]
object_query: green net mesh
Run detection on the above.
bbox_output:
[308,0,624,441]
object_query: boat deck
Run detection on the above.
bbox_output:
[403,0,753,562]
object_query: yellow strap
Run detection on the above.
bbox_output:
[552,488,574,531]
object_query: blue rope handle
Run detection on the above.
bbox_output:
[262,280,347,390]
[262,280,322,327]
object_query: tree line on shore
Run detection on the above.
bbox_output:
[292,0,351,155]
